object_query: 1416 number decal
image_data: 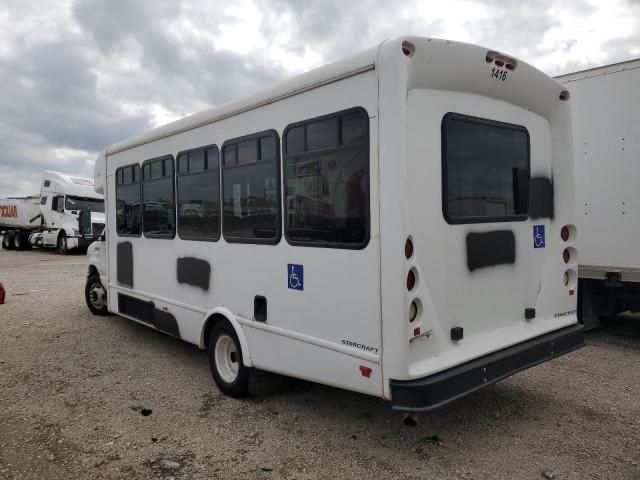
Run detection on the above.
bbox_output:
[491,67,507,81]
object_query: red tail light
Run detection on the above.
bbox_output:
[563,249,570,264]
[495,60,505,67]
[505,63,515,70]
[485,56,493,63]
[407,270,416,291]
[561,226,570,241]
[402,41,414,57]
[405,238,414,259]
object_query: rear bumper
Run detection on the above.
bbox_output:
[390,324,584,412]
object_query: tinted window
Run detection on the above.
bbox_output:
[40,196,47,205]
[284,108,369,248]
[224,145,236,166]
[222,131,280,242]
[43,180,50,188]
[442,114,530,223]
[116,164,141,236]
[177,146,220,241]
[237,139,258,164]
[307,117,338,151]
[286,126,304,155]
[142,157,174,237]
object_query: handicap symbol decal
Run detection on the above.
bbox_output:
[533,225,545,249]
[288,264,304,291]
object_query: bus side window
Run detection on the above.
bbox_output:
[116,164,142,236]
[177,145,221,241]
[283,107,370,249]
[142,156,175,238]
[221,130,281,244]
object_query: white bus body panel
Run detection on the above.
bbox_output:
[557,60,640,280]
[104,69,383,397]
[377,38,577,398]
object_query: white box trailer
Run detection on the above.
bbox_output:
[84,37,583,411]
[556,59,640,326]
[0,170,105,253]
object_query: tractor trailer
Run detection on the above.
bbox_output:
[0,170,105,254]
[556,59,640,326]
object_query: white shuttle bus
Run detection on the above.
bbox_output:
[85,37,583,411]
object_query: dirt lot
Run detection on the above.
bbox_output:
[0,246,638,480]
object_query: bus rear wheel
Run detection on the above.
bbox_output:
[207,321,250,398]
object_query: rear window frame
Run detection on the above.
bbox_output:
[441,112,531,225]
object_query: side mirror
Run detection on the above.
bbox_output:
[78,208,93,240]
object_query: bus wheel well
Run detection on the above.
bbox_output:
[203,313,230,348]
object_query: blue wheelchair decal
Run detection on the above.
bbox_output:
[533,225,545,249]
[288,264,304,291]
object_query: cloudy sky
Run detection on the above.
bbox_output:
[0,0,638,197]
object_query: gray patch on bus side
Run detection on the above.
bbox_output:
[177,257,211,291]
[466,230,516,271]
[529,176,554,220]
[117,241,134,288]
[154,309,181,338]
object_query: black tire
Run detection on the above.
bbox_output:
[13,231,30,250]
[3,231,16,250]
[85,274,109,316]
[207,321,250,398]
[57,232,69,255]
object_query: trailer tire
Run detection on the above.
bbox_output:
[57,232,69,255]
[207,321,250,398]
[3,231,16,250]
[13,231,30,251]
[85,274,109,316]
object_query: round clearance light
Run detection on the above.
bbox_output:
[559,90,570,101]
[405,237,414,259]
[563,248,571,264]
[409,301,418,323]
[407,269,416,291]
[563,271,570,286]
[402,41,415,58]
[485,56,494,63]
[561,226,570,242]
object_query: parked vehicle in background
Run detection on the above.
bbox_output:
[0,170,105,254]
[556,59,640,328]
[84,36,583,411]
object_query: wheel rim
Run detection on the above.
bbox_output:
[214,334,239,384]
[89,283,106,309]
[60,236,66,250]
[13,235,20,248]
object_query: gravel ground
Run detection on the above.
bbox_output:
[0,245,638,480]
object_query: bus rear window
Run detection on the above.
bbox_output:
[442,113,530,223]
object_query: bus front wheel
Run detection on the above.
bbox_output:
[207,321,250,398]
